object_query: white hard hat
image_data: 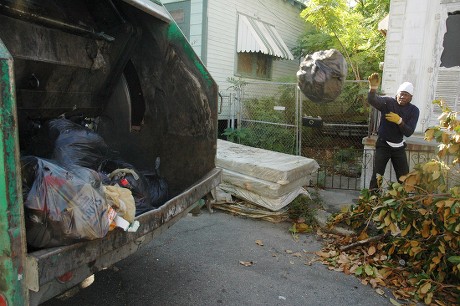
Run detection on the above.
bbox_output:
[397,82,414,95]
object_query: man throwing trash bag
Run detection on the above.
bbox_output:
[367,73,420,191]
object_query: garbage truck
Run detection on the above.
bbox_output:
[0,0,220,305]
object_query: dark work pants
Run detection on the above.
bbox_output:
[369,137,409,190]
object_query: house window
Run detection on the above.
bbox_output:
[431,7,460,127]
[237,52,273,79]
[170,9,185,23]
[440,11,460,68]
[164,1,191,39]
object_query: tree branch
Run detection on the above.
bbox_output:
[340,233,389,251]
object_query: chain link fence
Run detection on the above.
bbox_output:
[220,80,370,190]
[301,80,371,189]
[237,82,300,155]
[217,81,442,191]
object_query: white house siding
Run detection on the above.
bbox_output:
[189,0,204,57]
[430,1,460,127]
[382,0,460,134]
[162,0,204,57]
[361,0,460,189]
[206,0,305,91]
[381,0,432,134]
[206,0,305,120]
[206,0,237,94]
[162,0,305,120]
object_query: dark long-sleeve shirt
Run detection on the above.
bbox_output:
[368,92,420,143]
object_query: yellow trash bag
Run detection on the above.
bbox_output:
[104,185,136,223]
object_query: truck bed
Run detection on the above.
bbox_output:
[0,1,220,305]
[26,168,221,305]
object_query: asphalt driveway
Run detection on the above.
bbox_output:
[42,207,392,306]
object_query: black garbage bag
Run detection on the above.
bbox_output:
[27,118,109,170]
[50,118,108,170]
[21,156,114,249]
[99,157,169,215]
[143,157,169,208]
[297,49,348,104]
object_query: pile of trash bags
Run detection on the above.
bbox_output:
[22,118,168,249]
[296,49,348,104]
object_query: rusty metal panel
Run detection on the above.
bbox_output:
[0,39,28,305]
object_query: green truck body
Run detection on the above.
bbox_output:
[0,1,220,305]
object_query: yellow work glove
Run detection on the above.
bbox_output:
[385,112,402,125]
[368,73,380,90]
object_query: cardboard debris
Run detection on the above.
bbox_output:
[213,201,289,223]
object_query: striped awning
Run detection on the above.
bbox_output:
[237,14,294,60]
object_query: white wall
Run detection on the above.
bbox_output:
[162,0,204,57]
[190,0,204,57]
[382,0,460,134]
[162,0,306,120]
[206,0,305,93]
[382,0,430,134]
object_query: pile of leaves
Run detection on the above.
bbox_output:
[316,101,459,305]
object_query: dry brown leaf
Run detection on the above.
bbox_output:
[295,223,310,233]
[424,292,433,305]
[368,245,376,256]
[349,264,359,273]
[315,251,330,258]
[378,268,393,279]
[337,254,349,264]
[376,278,386,286]
[369,278,379,288]
[419,281,431,294]
[358,231,369,240]
[392,290,408,299]
[389,298,402,306]
[255,240,264,246]
[375,288,385,296]
[333,267,344,272]
[433,299,447,306]
[239,261,254,267]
